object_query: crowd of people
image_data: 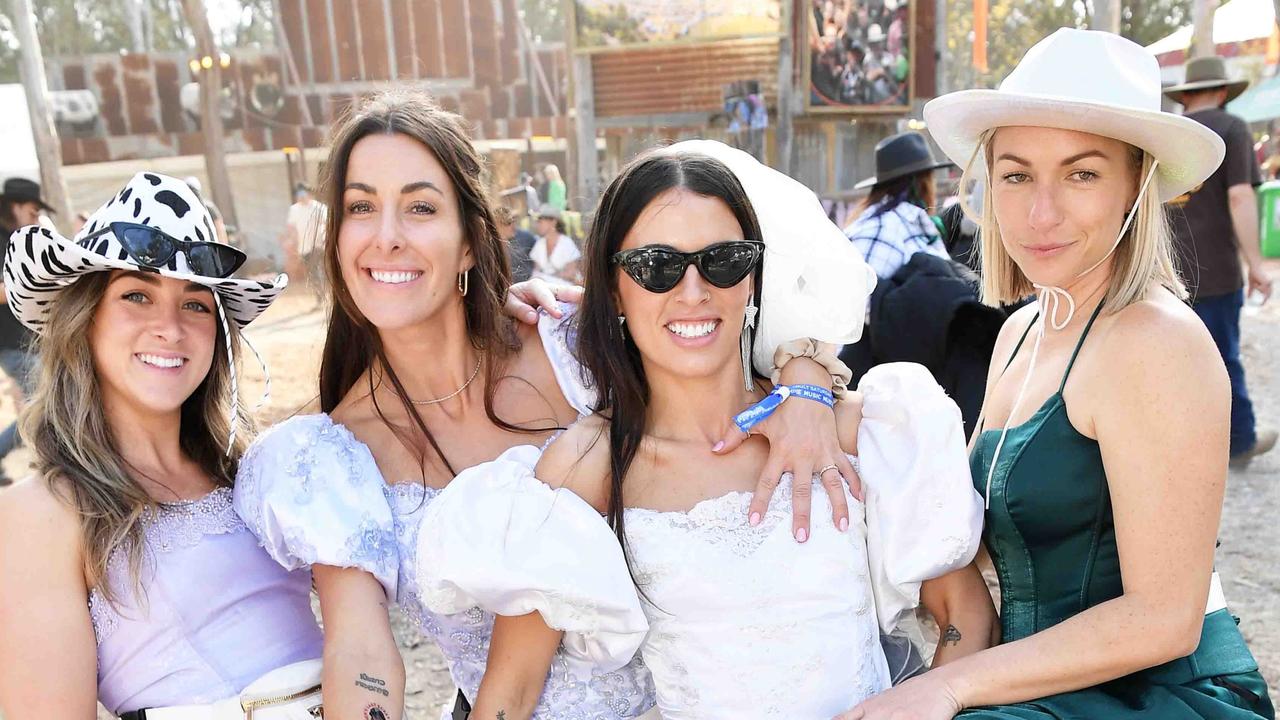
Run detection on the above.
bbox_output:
[809,0,910,107]
[0,25,1274,720]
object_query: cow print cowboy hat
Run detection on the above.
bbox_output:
[3,171,287,332]
[4,171,289,454]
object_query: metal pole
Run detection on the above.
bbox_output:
[11,0,72,227]
[776,0,795,174]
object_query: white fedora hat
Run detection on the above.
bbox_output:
[923,28,1224,203]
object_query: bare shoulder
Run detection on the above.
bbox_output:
[1089,291,1227,420]
[1100,292,1221,385]
[995,302,1039,356]
[0,476,83,574]
[535,413,612,512]
[510,319,554,379]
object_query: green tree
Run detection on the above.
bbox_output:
[944,0,1192,92]
[1122,0,1193,47]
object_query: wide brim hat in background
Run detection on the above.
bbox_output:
[1163,55,1250,103]
[854,130,954,190]
[923,28,1225,203]
[4,171,287,334]
[0,177,55,213]
[536,203,563,220]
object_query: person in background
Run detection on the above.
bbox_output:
[71,211,89,236]
[846,131,953,279]
[530,203,582,285]
[0,178,51,486]
[285,183,329,300]
[495,205,538,283]
[542,163,567,211]
[183,176,230,245]
[1165,55,1277,465]
[842,132,1001,436]
[520,171,540,215]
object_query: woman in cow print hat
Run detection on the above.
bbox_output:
[0,172,328,719]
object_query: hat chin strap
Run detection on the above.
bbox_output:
[212,293,272,457]
[980,159,1159,508]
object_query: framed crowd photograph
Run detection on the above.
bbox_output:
[571,0,783,52]
[805,0,914,113]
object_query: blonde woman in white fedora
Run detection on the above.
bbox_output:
[837,28,1273,720]
[0,172,326,718]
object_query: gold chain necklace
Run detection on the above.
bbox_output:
[410,355,484,405]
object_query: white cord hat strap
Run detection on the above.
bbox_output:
[982,312,1046,509]
[213,292,240,457]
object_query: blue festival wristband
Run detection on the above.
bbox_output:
[733,384,835,434]
[784,383,836,407]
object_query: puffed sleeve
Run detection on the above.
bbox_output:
[415,445,648,672]
[537,302,597,416]
[857,363,984,636]
[234,414,399,602]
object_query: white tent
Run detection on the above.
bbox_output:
[1146,0,1275,57]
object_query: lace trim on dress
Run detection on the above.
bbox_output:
[624,480,796,563]
[88,487,243,645]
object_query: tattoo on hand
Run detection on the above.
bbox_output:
[355,671,391,697]
[497,712,507,720]
[942,624,963,647]
[363,703,389,720]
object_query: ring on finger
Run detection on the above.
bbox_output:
[818,463,840,476]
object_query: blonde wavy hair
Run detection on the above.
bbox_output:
[18,271,249,605]
[959,128,1187,310]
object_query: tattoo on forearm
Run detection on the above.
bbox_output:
[355,672,390,697]
[942,624,963,647]
[363,703,389,720]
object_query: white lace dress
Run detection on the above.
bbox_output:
[416,363,984,720]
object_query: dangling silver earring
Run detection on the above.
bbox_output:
[457,269,469,296]
[617,315,626,326]
[741,300,757,392]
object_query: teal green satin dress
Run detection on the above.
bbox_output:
[961,306,1274,719]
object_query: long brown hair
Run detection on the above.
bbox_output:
[575,149,764,576]
[316,89,523,476]
[860,172,936,217]
[20,271,246,604]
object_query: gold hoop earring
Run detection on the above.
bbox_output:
[458,269,470,296]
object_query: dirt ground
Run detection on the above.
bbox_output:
[2,266,1272,717]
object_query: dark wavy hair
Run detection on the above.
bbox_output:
[316,88,522,475]
[575,149,764,570]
